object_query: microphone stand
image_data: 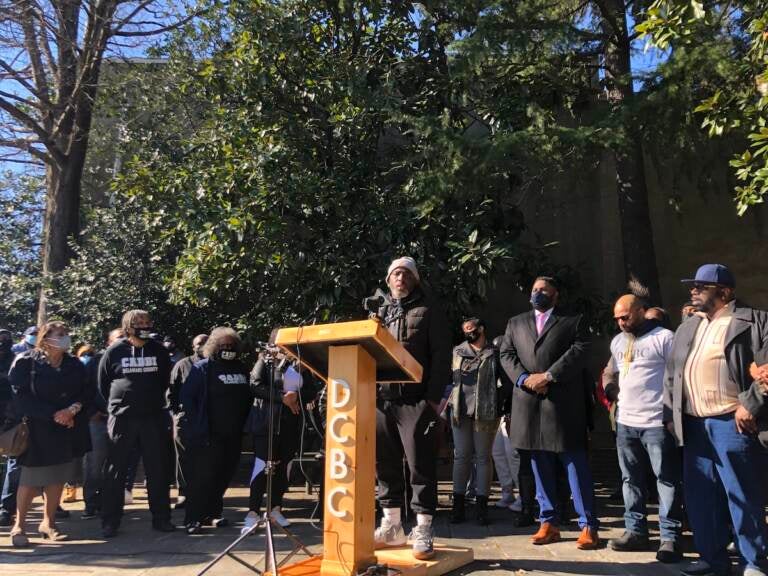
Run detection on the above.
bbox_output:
[197,347,313,576]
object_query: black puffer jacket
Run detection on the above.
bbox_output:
[375,286,451,404]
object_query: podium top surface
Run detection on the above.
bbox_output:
[275,320,423,384]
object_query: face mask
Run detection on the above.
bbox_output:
[464,330,481,344]
[219,350,237,361]
[530,291,553,310]
[132,327,152,341]
[47,335,71,350]
[25,335,36,346]
[80,355,93,366]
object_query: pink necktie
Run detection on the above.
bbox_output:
[536,313,547,335]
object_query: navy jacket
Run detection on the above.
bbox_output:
[178,358,253,447]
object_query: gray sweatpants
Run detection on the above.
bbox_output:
[451,418,498,497]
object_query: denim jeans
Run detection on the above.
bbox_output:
[451,419,497,497]
[683,413,768,574]
[83,418,109,511]
[616,423,683,542]
[0,456,20,514]
[492,420,520,491]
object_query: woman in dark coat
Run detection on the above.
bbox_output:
[178,327,253,534]
[8,321,92,547]
[241,349,303,533]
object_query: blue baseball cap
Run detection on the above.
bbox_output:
[681,264,735,288]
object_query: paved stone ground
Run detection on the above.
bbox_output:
[0,479,723,576]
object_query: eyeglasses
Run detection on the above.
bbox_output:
[690,283,718,292]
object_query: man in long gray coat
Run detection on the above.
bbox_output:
[500,276,598,550]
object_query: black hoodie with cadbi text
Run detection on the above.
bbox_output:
[98,338,172,417]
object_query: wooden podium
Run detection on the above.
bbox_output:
[274,320,473,576]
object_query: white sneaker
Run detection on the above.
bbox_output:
[409,524,435,560]
[241,511,260,535]
[270,507,291,528]
[124,490,133,505]
[374,518,407,549]
[495,492,515,508]
[508,497,523,513]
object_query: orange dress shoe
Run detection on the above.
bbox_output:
[576,527,600,550]
[531,522,561,545]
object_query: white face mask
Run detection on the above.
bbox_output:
[47,335,71,350]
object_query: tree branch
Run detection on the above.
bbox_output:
[0,137,52,164]
[112,8,207,37]
[0,59,39,96]
[20,0,53,108]
[0,89,40,109]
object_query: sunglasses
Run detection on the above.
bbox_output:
[690,283,719,292]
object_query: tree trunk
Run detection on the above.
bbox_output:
[37,149,86,325]
[37,38,103,325]
[601,0,662,305]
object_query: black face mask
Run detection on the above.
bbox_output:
[530,291,553,310]
[132,327,152,341]
[464,330,481,344]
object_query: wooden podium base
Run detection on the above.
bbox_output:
[270,545,474,576]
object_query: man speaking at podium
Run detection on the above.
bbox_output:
[368,257,450,561]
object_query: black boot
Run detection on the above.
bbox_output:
[512,508,536,527]
[476,495,489,526]
[514,452,537,528]
[450,493,465,524]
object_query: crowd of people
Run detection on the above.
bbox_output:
[1,258,767,576]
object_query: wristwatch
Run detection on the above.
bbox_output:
[544,371,554,382]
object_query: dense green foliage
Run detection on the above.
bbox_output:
[7,0,742,343]
[639,0,768,213]
[103,0,611,341]
[0,173,43,333]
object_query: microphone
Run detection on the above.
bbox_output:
[362,289,387,320]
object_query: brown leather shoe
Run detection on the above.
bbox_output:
[576,527,600,550]
[531,522,561,545]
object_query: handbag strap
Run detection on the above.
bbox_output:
[30,358,36,396]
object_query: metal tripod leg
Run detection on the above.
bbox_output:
[196,512,314,576]
[195,516,266,576]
